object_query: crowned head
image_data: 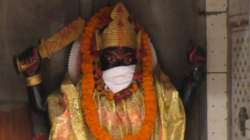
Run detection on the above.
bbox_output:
[97,3,137,50]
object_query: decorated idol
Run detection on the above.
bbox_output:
[15,3,185,140]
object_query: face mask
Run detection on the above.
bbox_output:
[102,65,136,93]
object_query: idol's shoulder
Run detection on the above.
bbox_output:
[153,65,183,109]
[153,65,179,94]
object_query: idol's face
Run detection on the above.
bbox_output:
[99,47,137,71]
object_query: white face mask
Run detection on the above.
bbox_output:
[102,65,136,93]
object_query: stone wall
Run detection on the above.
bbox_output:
[0,0,79,101]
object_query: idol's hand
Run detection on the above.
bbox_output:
[15,47,41,77]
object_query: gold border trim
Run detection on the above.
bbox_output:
[26,74,42,86]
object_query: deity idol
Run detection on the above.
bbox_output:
[16,3,185,140]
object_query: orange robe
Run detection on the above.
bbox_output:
[48,67,185,140]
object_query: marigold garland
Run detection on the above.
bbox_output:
[80,6,157,140]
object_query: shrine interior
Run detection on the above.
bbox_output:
[0,0,208,140]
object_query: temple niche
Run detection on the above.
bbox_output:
[0,0,206,140]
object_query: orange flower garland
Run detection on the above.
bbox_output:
[80,6,157,140]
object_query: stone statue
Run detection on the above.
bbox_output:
[16,3,185,140]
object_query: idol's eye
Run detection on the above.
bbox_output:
[105,55,117,65]
[107,56,112,62]
[124,58,132,65]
